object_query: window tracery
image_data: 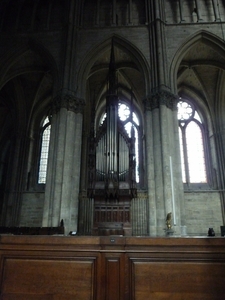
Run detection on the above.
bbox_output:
[177,99,207,184]
[38,116,51,184]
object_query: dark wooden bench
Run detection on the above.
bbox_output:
[0,225,64,235]
[0,219,64,235]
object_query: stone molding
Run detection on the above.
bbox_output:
[144,90,178,111]
[52,94,85,114]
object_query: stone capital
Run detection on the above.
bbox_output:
[52,94,85,114]
[144,90,178,111]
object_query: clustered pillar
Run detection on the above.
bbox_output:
[42,92,85,234]
[145,90,184,236]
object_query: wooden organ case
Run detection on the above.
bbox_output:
[88,41,137,236]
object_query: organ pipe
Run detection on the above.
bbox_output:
[88,39,137,199]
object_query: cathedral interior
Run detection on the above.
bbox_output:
[0,0,225,236]
[1,1,225,299]
[0,0,225,237]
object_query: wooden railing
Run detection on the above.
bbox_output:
[0,236,225,299]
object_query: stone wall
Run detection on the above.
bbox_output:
[19,193,44,227]
[184,191,223,236]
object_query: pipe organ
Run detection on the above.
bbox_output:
[88,41,137,235]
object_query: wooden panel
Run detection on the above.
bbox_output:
[106,258,120,300]
[102,253,127,300]
[93,201,131,236]
[131,261,225,300]
[1,258,95,299]
[0,236,225,300]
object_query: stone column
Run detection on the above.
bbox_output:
[195,0,203,21]
[212,0,221,21]
[152,0,169,89]
[172,107,185,228]
[146,90,183,235]
[128,0,133,25]
[96,0,100,25]
[144,99,157,236]
[178,0,185,22]
[112,0,116,25]
[43,92,85,234]
[147,1,185,234]
[3,130,28,226]
[214,128,225,221]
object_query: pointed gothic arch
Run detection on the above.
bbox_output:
[77,34,150,99]
[0,39,59,224]
[170,30,225,93]
[170,31,225,192]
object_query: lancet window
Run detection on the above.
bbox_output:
[177,99,207,184]
[38,116,51,184]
